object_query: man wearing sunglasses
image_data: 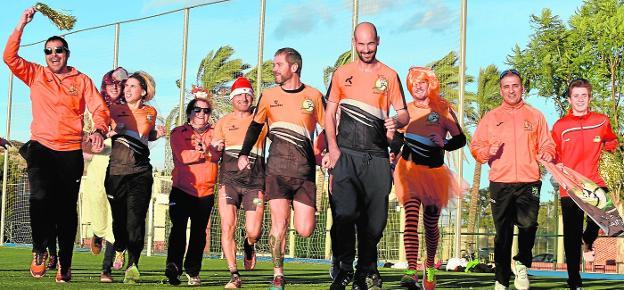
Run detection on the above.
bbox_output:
[470,69,555,290]
[3,7,110,283]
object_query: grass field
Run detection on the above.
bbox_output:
[0,247,620,289]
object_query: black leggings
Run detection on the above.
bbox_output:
[105,169,153,267]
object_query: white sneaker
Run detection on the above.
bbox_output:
[494,281,508,290]
[513,261,530,290]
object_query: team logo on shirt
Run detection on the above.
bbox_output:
[345,76,353,86]
[301,99,314,113]
[593,136,601,143]
[270,99,284,108]
[427,112,440,124]
[523,120,533,131]
[67,83,78,96]
[373,76,388,94]
[147,114,153,122]
[228,124,239,131]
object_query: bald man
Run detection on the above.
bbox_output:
[324,22,409,290]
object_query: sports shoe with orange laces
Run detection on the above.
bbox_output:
[30,252,48,278]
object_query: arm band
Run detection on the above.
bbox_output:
[389,132,405,154]
[443,133,466,151]
[240,121,264,156]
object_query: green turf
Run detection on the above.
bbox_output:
[0,247,619,289]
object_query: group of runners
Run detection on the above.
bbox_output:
[3,5,618,290]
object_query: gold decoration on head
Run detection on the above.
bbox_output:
[34,2,77,31]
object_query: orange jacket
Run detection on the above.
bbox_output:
[3,29,109,151]
[470,101,555,183]
[170,124,221,197]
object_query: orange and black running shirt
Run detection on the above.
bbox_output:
[214,112,267,189]
[327,61,407,153]
[243,84,325,181]
[108,103,157,175]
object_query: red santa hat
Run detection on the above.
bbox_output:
[229,77,254,100]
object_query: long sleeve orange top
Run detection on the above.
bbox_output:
[3,29,109,151]
[170,124,221,197]
[470,101,555,183]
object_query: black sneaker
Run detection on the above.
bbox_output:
[330,270,353,290]
[165,262,181,286]
[366,270,382,290]
[352,271,368,290]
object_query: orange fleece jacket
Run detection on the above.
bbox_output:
[470,101,555,183]
[3,29,109,151]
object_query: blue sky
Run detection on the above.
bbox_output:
[0,0,582,200]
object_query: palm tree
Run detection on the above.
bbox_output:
[164,46,249,172]
[464,64,501,240]
[245,60,275,95]
[323,50,352,90]
[427,51,475,105]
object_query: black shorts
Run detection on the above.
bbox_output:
[265,174,316,209]
[222,184,262,211]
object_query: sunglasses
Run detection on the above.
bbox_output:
[193,107,212,114]
[44,46,68,55]
[499,69,521,81]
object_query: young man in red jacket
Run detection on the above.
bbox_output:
[551,78,618,289]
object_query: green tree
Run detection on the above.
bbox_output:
[323,50,352,90]
[427,51,474,105]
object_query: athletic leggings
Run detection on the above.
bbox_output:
[403,199,441,270]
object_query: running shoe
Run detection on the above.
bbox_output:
[30,251,48,278]
[124,265,140,284]
[422,267,436,290]
[366,269,382,290]
[91,235,103,255]
[47,254,58,270]
[55,266,71,283]
[269,275,286,290]
[243,238,257,271]
[513,261,530,290]
[400,269,420,290]
[329,269,353,290]
[113,250,125,270]
[100,271,113,283]
[224,272,242,288]
[187,274,201,286]
[165,262,181,286]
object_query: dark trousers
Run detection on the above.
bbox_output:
[329,148,392,272]
[102,240,115,273]
[166,187,214,276]
[561,196,600,288]
[489,181,541,286]
[105,169,153,267]
[24,141,83,272]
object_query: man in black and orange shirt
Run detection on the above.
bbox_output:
[324,22,409,290]
[551,78,618,289]
[238,47,325,290]
[4,7,109,283]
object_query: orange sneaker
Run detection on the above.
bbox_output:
[30,252,48,278]
[422,267,436,290]
[55,266,71,283]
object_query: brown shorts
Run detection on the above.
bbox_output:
[265,174,316,209]
[222,184,263,211]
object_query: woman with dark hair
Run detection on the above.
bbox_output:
[165,95,220,286]
[82,67,128,283]
[105,71,165,284]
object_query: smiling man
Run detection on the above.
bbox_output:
[551,78,618,289]
[470,69,555,290]
[3,7,109,283]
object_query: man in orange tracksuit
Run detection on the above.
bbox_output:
[3,7,110,283]
[470,69,555,290]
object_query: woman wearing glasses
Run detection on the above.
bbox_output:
[165,95,221,286]
[105,71,165,284]
[82,67,128,283]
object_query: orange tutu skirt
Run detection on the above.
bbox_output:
[393,157,464,207]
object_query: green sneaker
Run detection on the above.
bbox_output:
[422,267,436,290]
[124,265,140,284]
[400,269,420,289]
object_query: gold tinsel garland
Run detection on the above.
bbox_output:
[599,150,624,204]
[34,2,76,31]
